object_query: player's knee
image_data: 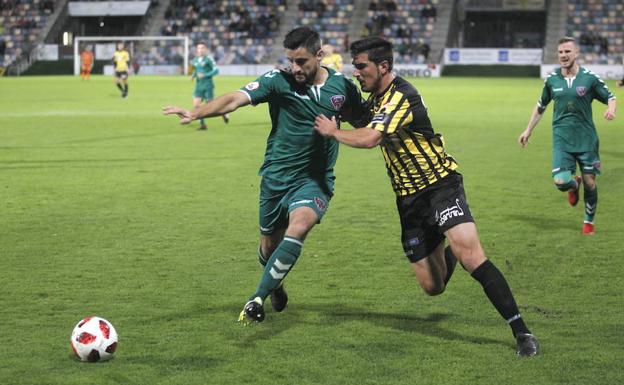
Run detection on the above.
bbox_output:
[553,170,573,191]
[451,244,485,272]
[420,281,445,296]
[286,219,313,240]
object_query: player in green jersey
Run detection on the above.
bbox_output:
[519,37,617,235]
[191,42,229,130]
[162,27,369,324]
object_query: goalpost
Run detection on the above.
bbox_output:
[73,35,190,76]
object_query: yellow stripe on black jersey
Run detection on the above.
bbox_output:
[367,76,458,196]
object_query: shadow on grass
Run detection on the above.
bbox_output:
[221,302,509,350]
[507,213,577,231]
[0,157,210,170]
[60,131,184,144]
[121,353,225,373]
[301,304,508,347]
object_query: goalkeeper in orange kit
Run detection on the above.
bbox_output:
[80,46,94,80]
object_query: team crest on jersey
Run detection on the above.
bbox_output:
[245,81,260,91]
[330,95,345,110]
[314,197,327,212]
[576,86,587,96]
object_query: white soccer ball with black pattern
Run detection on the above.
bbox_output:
[70,316,118,362]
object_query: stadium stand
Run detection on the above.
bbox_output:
[295,0,353,50]
[363,0,437,64]
[1,0,56,67]
[158,0,286,65]
[566,0,623,65]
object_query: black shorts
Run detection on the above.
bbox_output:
[396,172,474,263]
[115,71,128,79]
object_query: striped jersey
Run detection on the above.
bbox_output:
[366,76,457,196]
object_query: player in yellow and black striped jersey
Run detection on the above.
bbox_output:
[112,42,130,98]
[367,75,458,196]
[314,36,540,357]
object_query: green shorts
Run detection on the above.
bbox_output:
[259,176,333,235]
[194,82,214,100]
[552,149,601,176]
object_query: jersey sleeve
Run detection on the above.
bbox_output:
[591,74,615,104]
[239,69,280,105]
[537,79,552,110]
[367,92,412,134]
[205,57,219,78]
[341,78,372,127]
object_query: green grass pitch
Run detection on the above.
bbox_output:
[1,75,622,385]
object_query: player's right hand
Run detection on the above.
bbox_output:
[162,106,193,124]
[518,130,531,147]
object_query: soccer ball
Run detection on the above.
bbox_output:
[70,316,118,362]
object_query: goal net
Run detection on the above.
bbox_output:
[73,35,190,76]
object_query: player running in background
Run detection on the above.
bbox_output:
[518,37,616,235]
[314,37,540,357]
[80,46,94,81]
[112,42,130,98]
[191,42,229,130]
[163,27,369,324]
[321,44,343,71]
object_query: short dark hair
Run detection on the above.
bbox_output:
[350,37,394,70]
[283,27,321,54]
[558,37,576,46]
[197,41,208,48]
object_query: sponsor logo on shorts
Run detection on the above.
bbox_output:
[435,198,464,226]
[314,197,327,212]
[405,237,421,247]
[593,161,601,171]
[245,81,260,91]
[576,86,587,96]
[330,95,345,110]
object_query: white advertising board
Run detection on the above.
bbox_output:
[444,48,543,65]
[540,64,623,80]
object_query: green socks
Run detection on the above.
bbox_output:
[250,236,302,302]
[584,186,597,223]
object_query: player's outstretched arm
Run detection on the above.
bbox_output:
[314,115,382,148]
[604,98,616,121]
[518,104,544,148]
[163,91,250,124]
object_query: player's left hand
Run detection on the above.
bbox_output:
[314,115,338,137]
[162,106,193,124]
[604,108,616,121]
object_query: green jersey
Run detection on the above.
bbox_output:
[192,55,218,84]
[538,67,615,152]
[240,67,368,186]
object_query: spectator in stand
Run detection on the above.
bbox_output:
[417,38,430,62]
[315,0,326,18]
[421,4,437,19]
[384,0,397,12]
